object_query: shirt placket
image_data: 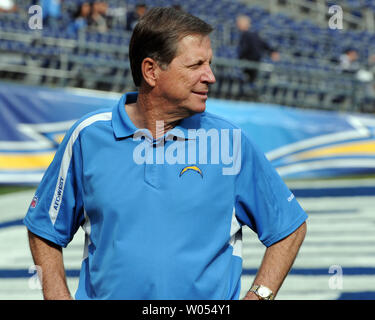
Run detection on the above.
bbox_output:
[143,137,163,189]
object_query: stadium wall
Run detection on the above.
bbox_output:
[1,82,375,184]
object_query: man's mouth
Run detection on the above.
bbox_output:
[192,91,208,97]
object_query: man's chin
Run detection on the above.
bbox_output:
[179,99,207,117]
[193,97,208,112]
[189,103,207,115]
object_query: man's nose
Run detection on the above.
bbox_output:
[201,65,216,84]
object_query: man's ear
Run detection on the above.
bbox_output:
[141,57,159,87]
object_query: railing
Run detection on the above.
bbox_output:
[1,29,374,113]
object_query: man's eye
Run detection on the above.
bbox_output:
[190,62,204,68]
[189,64,200,69]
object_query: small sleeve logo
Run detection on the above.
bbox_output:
[287,193,295,202]
[30,196,38,209]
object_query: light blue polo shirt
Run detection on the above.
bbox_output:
[24,92,307,300]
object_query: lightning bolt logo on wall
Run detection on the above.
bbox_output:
[0,121,75,184]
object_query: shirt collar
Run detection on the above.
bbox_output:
[112,92,202,140]
[168,113,201,140]
[112,92,139,139]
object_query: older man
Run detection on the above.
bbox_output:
[24,7,306,300]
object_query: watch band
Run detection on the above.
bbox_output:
[249,284,275,300]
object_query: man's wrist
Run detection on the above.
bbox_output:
[248,284,275,300]
[243,290,261,300]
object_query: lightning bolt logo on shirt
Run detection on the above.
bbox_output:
[179,166,203,178]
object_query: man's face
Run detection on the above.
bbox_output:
[348,50,358,61]
[155,34,216,116]
[136,5,147,17]
[236,16,250,31]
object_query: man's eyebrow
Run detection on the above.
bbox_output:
[187,57,212,66]
[183,60,201,67]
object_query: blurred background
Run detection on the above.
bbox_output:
[0,0,375,300]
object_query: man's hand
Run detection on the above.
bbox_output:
[271,51,280,62]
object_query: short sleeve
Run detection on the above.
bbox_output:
[235,133,308,247]
[23,123,85,248]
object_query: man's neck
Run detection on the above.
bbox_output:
[125,92,192,139]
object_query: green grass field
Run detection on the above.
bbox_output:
[0,186,36,196]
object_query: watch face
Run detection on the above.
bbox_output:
[258,286,271,298]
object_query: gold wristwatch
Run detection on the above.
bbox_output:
[249,284,275,300]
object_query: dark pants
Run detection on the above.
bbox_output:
[244,68,258,83]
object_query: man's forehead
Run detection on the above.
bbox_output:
[175,34,213,59]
